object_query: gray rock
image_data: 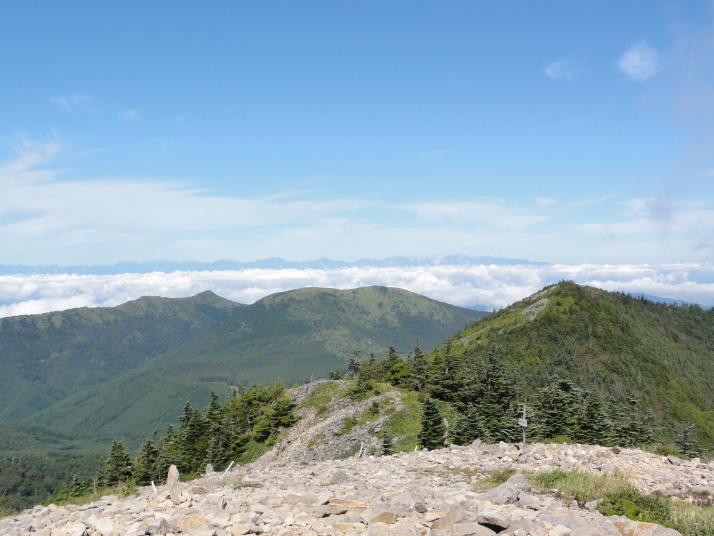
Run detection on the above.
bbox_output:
[483,484,519,505]
[167,464,185,504]
[144,517,172,535]
[477,509,511,529]
[667,455,683,466]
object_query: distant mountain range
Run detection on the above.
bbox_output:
[0,255,550,275]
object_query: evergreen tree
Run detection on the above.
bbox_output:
[418,398,445,450]
[104,441,132,485]
[253,397,298,443]
[477,345,521,437]
[347,362,376,401]
[410,343,430,391]
[347,351,362,378]
[430,343,462,404]
[675,423,700,459]
[534,378,583,440]
[383,346,401,372]
[381,431,394,456]
[205,391,223,425]
[497,402,525,443]
[133,439,158,485]
[573,392,614,446]
[449,404,490,446]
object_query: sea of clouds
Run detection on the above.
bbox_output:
[1,263,713,318]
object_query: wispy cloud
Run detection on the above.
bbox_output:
[0,262,712,318]
[49,93,93,113]
[544,60,579,81]
[397,200,550,231]
[535,197,557,206]
[617,41,659,81]
[118,109,140,121]
[0,140,374,251]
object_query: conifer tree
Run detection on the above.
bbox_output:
[449,404,490,445]
[418,397,445,450]
[574,392,614,447]
[381,431,395,456]
[498,402,525,443]
[205,391,223,425]
[105,441,133,485]
[410,343,430,391]
[133,439,158,485]
[477,345,521,437]
[430,343,462,404]
[383,346,401,372]
[534,378,583,440]
[675,423,700,459]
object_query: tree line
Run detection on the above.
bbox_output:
[54,380,298,499]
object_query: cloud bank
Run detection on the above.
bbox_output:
[1,263,712,318]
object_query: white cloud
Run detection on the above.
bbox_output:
[1,263,712,319]
[397,200,550,231]
[544,60,578,81]
[49,93,93,112]
[536,197,557,206]
[0,141,375,251]
[617,41,659,81]
[118,109,140,121]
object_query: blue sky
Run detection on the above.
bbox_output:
[2,1,714,267]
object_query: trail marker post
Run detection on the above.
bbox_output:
[518,404,528,451]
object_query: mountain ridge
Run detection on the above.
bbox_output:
[0,285,483,447]
[0,254,550,275]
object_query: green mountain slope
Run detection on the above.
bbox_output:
[438,281,714,446]
[0,291,243,421]
[24,286,484,446]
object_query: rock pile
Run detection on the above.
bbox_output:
[1,439,693,536]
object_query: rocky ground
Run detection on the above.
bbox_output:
[3,438,706,536]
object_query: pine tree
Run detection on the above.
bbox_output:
[430,343,462,404]
[383,346,401,372]
[534,378,583,440]
[675,423,700,459]
[253,397,298,443]
[477,345,521,437]
[381,431,395,456]
[498,402,524,443]
[410,343,430,391]
[418,398,445,450]
[347,352,362,378]
[449,404,490,446]
[574,392,614,447]
[133,439,158,485]
[105,441,132,485]
[205,391,223,425]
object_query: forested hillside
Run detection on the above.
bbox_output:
[0,290,243,421]
[429,281,714,449]
[21,286,482,445]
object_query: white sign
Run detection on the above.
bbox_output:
[518,418,528,428]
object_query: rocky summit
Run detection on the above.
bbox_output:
[2,438,701,536]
